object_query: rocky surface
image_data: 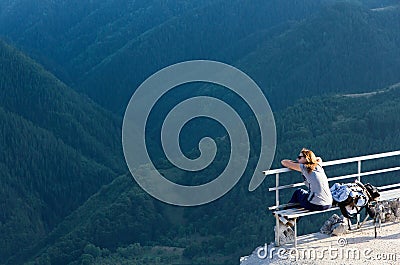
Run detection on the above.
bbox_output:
[240,221,400,265]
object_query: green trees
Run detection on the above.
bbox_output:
[0,41,125,262]
[10,85,400,264]
[1,1,400,264]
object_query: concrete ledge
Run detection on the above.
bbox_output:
[240,221,400,265]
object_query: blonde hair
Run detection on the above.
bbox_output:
[300,148,319,173]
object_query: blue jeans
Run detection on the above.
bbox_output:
[289,189,331,211]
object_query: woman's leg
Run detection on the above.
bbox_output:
[289,189,310,205]
[289,189,331,211]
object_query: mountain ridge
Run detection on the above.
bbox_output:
[0,39,124,172]
[1,1,400,264]
[0,39,127,263]
[11,80,400,264]
[237,2,400,110]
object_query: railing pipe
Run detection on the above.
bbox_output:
[263,150,400,176]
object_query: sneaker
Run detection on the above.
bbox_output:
[276,220,289,233]
[278,215,289,225]
[277,215,296,227]
[286,219,295,228]
[274,225,295,244]
[281,226,294,243]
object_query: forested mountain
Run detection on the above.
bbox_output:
[239,2,400,110]
[77,0,333,113]
[8,82,400,265]
[72,0,400,113]
[1,1,398,113]
[1,0,336,113]
[0,40,124,172]
[0,0,211,83]
[0,41,126,263]
[1,0,400,264]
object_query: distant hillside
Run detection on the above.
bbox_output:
[239,2,400,110]
[77,0,332,113]
[0,40,126,263]
[0,0,213,83]
[1,0,334,113]
[60,1,400,114]
[1,1,399,114]
[12,82,400,265]
[1,1,399,264]
[0,40,124,172]
[0,106,114,263]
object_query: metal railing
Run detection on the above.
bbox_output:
[264,150,400,209]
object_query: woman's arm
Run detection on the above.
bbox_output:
[281,159,301,172]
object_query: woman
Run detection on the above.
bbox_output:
[281,148,333,211]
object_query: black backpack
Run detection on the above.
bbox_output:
[364,183,380,200]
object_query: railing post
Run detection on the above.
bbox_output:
[275,173,280,246]
[358,160,362,182]
[275,173,280,207]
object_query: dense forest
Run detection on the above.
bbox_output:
[8,82,400,265]
[1,0,400,264]
[0,40,126,263]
